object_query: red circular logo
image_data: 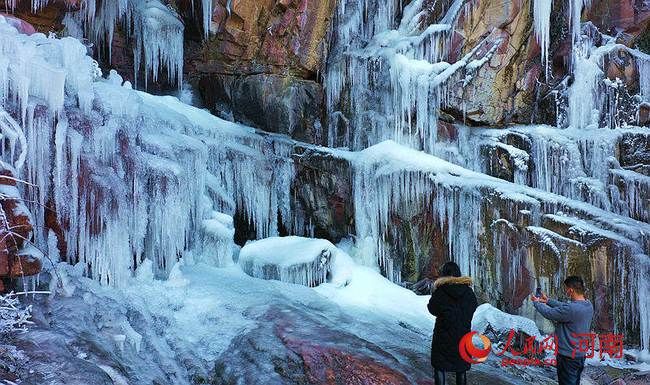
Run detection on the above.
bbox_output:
[459,331,492,364]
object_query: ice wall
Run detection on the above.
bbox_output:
[20,0,186,90]
[353,140,650,351]
[324,0,498,152]
[0,17,298,286]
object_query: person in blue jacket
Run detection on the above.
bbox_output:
[532,276,594,385]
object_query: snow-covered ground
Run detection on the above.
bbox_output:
[1,240,644,384]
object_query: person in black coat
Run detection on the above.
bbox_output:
[427,262,478,385]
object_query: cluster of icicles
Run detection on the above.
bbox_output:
[4,0,216,90]
[0,15,299,288]
[1,0,649,354]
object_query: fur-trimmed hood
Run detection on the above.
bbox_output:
[433,276,472,288]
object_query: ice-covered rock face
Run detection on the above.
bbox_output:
[0,16,297,287]
[6,0,185,90]
[2,0,650,364]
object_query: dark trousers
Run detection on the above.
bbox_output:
[433,369,467,385]
[557,355,585,385]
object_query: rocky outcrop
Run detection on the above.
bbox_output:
[182,0,336,144]
[211,303,532,385]
[444,0,542,126]
[291,146,354,241]
[198,74,325,143]
[585,0,650,37]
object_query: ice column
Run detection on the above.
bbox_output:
[533,0,552,77]
[132,0,184,89]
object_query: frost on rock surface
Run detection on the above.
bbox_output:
[239,236,335,287]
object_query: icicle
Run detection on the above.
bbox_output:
[533,0,552,78]
[570,0,592,45]
[202,0,212,39]
[638,56,650,103]
[131,0,184,89]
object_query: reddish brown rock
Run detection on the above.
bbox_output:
[586,0,650,37]
[0,12,36,34]
[177,0,335,144]
[288,341,412,385]
[444,0,543,125]
[604,46,639,92]
[190,0,335,76]
[0,165,40,290]
[0,0,73,33]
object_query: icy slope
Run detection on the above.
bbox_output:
[10,257,557,385]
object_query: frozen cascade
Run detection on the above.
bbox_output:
[354,141,485,283]
[131,0,184,89]
[0,19,300,285]
[325,0,497,153]
[3,0,650,357]
[533,0,552,77]
[354,140,650,352]
[436,125,650,224]
[567,37,603,129]
[45,0,184,90]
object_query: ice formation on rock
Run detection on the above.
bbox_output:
[49,0,185,89]
[0,16,288,285]
[353,139,650,352]
[131,0,184,89]
[533,0,552,77]
[201,0,212,39]
[2,0,650,358]
[239,236,335,287]
[325,0,498,152]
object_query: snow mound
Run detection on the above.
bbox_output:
[239,236,339,287]
[472,303,543,340]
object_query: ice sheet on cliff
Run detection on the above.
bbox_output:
[0,14,294,287]
[8,0,185,89]
[325,0,501,152]
[1,5,649,360]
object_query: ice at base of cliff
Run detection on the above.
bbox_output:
[41,247,435,383]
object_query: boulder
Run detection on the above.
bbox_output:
[198,74,324,144]
[291,145,354,241]
[443,0,543,125]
